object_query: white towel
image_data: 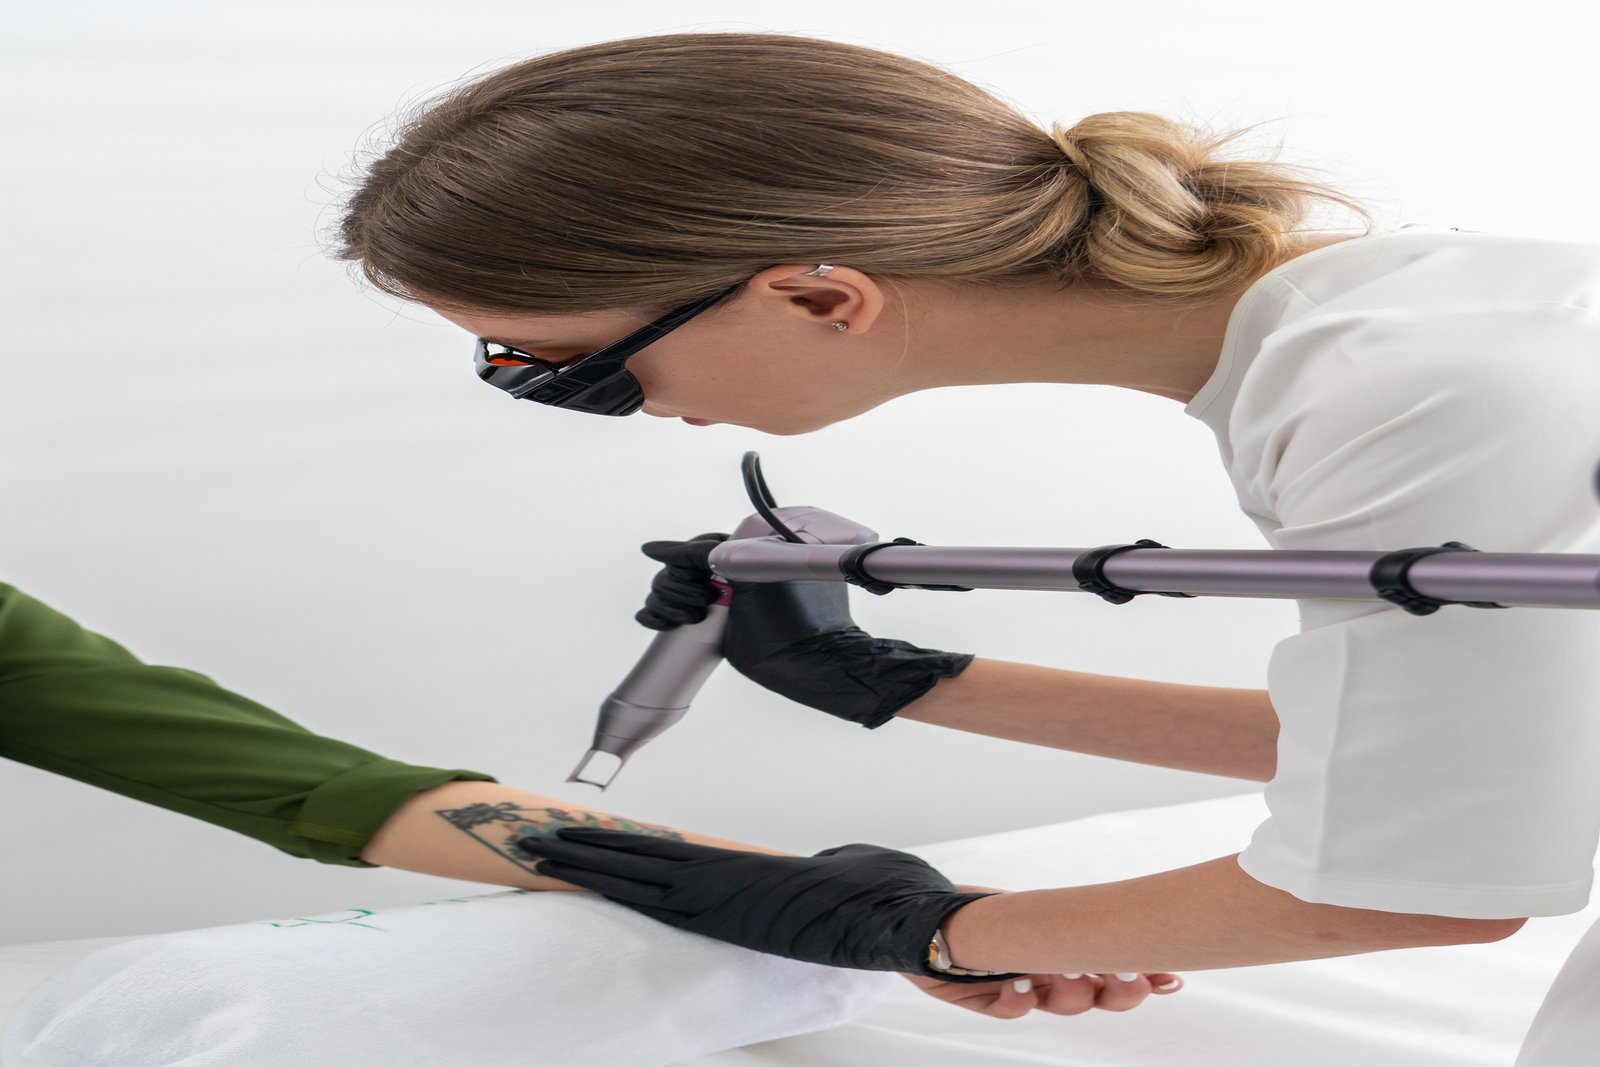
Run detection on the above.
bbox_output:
[2,888,895,1067]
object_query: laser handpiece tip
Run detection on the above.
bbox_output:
[566,749,624,791]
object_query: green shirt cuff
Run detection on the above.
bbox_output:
[288,760,500,867]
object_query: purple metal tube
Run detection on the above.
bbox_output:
[706,542,1600,608]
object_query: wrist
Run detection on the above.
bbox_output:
[921,893,1023,981]
[937,892,1004,971]
[893,655,977,721]
[861,651,976,730]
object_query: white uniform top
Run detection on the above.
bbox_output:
[1182,224,1600,1065]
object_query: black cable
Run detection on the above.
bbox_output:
[740,451,803,543]
[742,449,777,507]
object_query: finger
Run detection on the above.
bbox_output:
[635,606,692,631]
[810,842,902,861]
[1093,972,1151,1012]
[648,568,722,612]
[1037,974,1100,1017]
[915,981,1019,1019]
[617,901,693,926]
[554,827,730,862]
[635,600,710,630]
[513,834,680,885]
[1147,973,1184,994]
[635,589,712,630]
[640,536,725,567]
[639,540,695,564]
[528,860,673,909]
[981,976,1039,1020]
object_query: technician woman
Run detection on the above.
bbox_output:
[332,31,1600,1064]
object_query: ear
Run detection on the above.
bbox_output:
[746,264,887,333]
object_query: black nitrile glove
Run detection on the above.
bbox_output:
[514,827,1024,984]
[635,535,974,729]
[633,532,731,630]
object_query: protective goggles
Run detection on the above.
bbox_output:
[473,282,744,416]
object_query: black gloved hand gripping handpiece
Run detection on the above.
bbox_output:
[566,453,881,790]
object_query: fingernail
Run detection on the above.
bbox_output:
[1061,973,1084,980]
[1114,973,1140,982]
[1012,978,1032,994]
[1155,978,1183,991]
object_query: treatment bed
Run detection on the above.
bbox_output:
[4,792,1591,1066]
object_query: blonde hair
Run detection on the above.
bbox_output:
[332,32,1373,315]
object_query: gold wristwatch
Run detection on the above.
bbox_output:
[927,927,1011,978]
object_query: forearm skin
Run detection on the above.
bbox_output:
[359,780,792,890]
[938,854,1526,974]
[898,657,1279,782]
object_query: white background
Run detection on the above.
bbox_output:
[3,0,1595,943]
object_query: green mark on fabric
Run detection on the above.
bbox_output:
[266,908,383,931]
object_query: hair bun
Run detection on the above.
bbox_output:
[1040,111,1368,303]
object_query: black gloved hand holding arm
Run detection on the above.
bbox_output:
[514,827,1024,983]
[636,535,974,729]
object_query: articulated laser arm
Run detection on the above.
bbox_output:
[567,452,1600,790]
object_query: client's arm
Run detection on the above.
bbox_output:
[360,778,786,888]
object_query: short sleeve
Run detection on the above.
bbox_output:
[1232,303,1600,918]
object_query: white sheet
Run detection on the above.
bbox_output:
[4,792,1594,1066]
[1,891,893,1066]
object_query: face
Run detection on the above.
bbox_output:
[426,265,902,435]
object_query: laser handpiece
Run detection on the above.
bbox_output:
[566,458,879,790]
[562,581,731,792]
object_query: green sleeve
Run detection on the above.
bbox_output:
[0,583,499,867]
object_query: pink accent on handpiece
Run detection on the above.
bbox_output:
[710,579,733,607]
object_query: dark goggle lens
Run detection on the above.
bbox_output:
[475,341,640,415]
[480,343,543,367]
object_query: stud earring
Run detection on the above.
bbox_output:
[830,321,848,331]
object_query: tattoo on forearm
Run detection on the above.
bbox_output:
[434,802,686,878]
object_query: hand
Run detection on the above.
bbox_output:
[910,884,1184,1018]
[512,828,1026,983]
[902,970,1184,1020]
[635,535,973,729]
